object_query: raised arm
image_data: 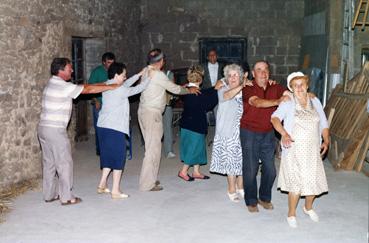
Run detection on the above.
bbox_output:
[155,72,193,95]
[81,83,119,94]
[123,77,150,98]
[249,95,289,108]
[223,84,243,100]
[123,67,147,87]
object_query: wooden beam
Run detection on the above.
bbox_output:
[335,92,369,99]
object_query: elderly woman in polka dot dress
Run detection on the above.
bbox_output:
[271,72,329,228]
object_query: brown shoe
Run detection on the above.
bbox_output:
[149,185,163,191]
[258,200,274,210]
[155,180,160,186]
[247,205,259,213]
[45,195,59,203]
[61,197,82,206]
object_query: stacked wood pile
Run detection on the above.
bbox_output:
[324,62,369,175]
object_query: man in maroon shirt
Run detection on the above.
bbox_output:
[240,60,289,213]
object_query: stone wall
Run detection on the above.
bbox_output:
[139,0,304,83]
[0,0,141,190]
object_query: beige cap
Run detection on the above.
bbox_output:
[287,71,305,91]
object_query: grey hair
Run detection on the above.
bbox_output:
[223,64,244,85]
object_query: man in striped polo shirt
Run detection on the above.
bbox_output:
[38,57,122,206]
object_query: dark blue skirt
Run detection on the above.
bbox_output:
[97,127,126,170]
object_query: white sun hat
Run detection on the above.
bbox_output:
[287,71,305,91]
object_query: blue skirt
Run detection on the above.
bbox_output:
[97,127,126,170]
[180,128,207,166]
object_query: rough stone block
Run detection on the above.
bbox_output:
[23,138,31,146]
[268,56,286,65]
[178,33,198,42]
[287,65,299,74]
[274,75,287,85]
[270,1,286,11]
[288,46,301,56]
[207,26,228,36]
[258,36,278,47]
[182,50,198,60]
[276,47,288,56]
[286,55,300,65]
[256,46,275,56]
[285,1,304,18]
[276,66,288,75]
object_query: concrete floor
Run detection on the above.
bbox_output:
[0,125,368,243]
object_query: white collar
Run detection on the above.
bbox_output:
[187,82,199,88]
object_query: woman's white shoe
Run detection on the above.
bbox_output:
[236,189,244,199]
[111,193,129,199]
[287,216,298,228]
[303,206,319,222]
[227,192,240,202]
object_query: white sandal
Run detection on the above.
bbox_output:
[111,192,129,199]
[287,216,298,228]
[236,189,245,199]
[303,206,319,222]
[227,192,240,202]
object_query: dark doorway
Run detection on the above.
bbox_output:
[71,37,88,142]
[198,37,247,65]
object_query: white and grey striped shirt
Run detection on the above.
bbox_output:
[38,75,83,128]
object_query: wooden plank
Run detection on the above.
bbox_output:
[352,0,363,29]
[361,0,369,30]
[328,108,335,126]
[340,120,369,170]
[344,101,367,138]
[335,152,345,170]
[331,97,345,136]
[354,133,369,172]
[335,92,369,99]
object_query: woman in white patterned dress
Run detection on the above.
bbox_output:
[210,64,246,202]
[271,72,329,228]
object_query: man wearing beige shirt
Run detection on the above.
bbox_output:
[138,48,200,191]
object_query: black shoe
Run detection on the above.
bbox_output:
[149,185,163,191]
[178,172,194,181]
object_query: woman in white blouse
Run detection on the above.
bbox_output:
[97,63,148,199]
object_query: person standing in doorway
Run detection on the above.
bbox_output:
[38,57,122,206]
[88,52,115,155]
[202,49,224,89]
[202,49,224,132]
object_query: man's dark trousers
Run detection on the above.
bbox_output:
[240,128,276,206]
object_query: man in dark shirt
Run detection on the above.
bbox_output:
[88,52,115,155]
[202,49,224,89]
[240,60,289,213]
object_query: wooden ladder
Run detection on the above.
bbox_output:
[352,0,369,30]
